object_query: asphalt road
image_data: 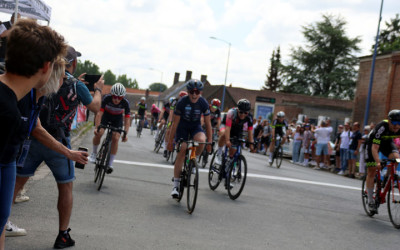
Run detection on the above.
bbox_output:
[6,125,400,250]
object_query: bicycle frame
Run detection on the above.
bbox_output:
[376,160,399,205]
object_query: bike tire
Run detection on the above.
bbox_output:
[361,175,377,217]
[208,151,221,190]
[227,155,247,200]
[155,129,165,153]
[201,150,208,168]
[177,170,185,202]
[94,142,107,183]
[276,146,283,168]
[187,159,199,214]
[97,141,111,191]
[387,176,400,229]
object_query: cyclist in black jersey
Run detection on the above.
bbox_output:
[268,111,289,164]
[364,110,400,212]
[136,97,147,131]
[89,83,130,173]
[202,98,222,130]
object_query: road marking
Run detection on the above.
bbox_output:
[114,159,361,191]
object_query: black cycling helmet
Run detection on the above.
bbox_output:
[237,99,251,112]
[186,79,204,91]
[388,109,400,122]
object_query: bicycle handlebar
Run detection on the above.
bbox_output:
[381,158,400,165]
[97,124,127,139]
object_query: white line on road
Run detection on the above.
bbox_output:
[114,159,361,191]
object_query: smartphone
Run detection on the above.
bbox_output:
[83,74,101,91]
[75,147,88,169]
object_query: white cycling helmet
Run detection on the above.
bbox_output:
[141,97,146,101]
[111,83,126,96]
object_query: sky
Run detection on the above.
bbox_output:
[1,0,400,90]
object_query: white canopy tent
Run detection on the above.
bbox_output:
[0,0,51,23]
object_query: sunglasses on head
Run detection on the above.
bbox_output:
[239,111,248,115]
[112,95,123,100]
[391,120,400,126]
[189,89,200,95]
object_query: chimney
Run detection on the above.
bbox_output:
[185,70,192,82]
[200,75,207,84]
[173,72,180,85]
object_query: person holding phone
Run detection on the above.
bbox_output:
[89,83,130,174]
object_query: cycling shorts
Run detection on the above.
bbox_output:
[175,123,204,141]
[365,141,398,167]
[101,115,123,130]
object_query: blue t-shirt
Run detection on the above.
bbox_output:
[76,80,93,105]
[174,96,210,125]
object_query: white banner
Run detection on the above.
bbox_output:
[0,0,51,22]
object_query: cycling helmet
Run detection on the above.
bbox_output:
[152,104,156,108]
[186,79,204,91]
[211,98,221,107]
[179,91,188,98]
[169,97,175,103]
[388,109,400,122]
[141,97,146,101]
[277,111,285,118]
[237,99,251,112]
[110,83,126,96]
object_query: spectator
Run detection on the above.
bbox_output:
[13,46,104,249]
[0,13,21,62]
[347,122,362,178]
[312,121,333,169]
[292,125,303,163]
[333,125,343,172]
[260,120,272,154]
[302,124,312,166]
[338,122,352,175]
[254,119,264,152]
[0,19,66,249]
[359,125,371,177]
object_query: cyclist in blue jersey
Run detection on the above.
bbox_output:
[167,79,212,198]
[89,83,130,173]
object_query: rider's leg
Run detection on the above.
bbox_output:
[366,165,377,203]
[92,128,105,155]
[109,132,121,167]
[217,129,226,155]
[193,132,206,157]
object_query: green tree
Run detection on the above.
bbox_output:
[281,14,361,99]
[373,14,400,54]
[103,69,116,86]
[263,46,282,91]
[127,78,139,89]
[75,60,101,77]
[149,82,167,92]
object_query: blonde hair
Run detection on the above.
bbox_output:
[39,57,65,96]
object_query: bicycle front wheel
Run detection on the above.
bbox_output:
[187,159,199,214]
[227,155,247,200]
[361,175,377,217]
[97,141,111,191]
[276,146,283,168]
[387,176,400,229]
[208,152,221,190]
[94,142,106,183]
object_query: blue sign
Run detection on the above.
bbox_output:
[256,105,273,120]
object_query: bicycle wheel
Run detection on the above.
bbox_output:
[276,146,283,168]
[97,141,111,191]
[208,152,222,190]
[187,159,199,214]
[177,170,186,202]
[155,129,165,153]
[387,176,400,229]
[361,175,378,217]
[227,155,247,200]
[200,149,208,168]
[94,142,106,183]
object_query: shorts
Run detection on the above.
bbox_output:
[316,143,328,156]
[261,136,270,146]
[303,146,311,154]
[348,149,357,160]
[138,114,145,121]
[175,123,204,141]
[17,137,75,183]
[152,113,159,120]
[219,124,226,132]
[162,113,169,121]
[101,115,123,129]
[365,141,398,167]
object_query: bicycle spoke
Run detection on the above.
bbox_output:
[208,152,221,190]
[227,155,247,200]
[187,160,198,214]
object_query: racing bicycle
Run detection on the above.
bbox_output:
[154,123,166,153]
[269,135,283,168]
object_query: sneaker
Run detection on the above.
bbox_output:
[15,194,30,203]
[171,187,179,199]
[268,157,273,164]
[313,166,321,170]
[106,166,114,174]
[368,202,377,213]
[338,170,345,175]
[215,153,222,165]
[163,150,168,158]
[88,153,96,164]
[5,221,27,237]
[54,228,75,249]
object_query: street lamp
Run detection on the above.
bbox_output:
[149,68,163,107]
[210,36,231,111]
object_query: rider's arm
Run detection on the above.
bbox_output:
[224,125,231,145]
[217,118,221,129]
[124,116,130,134]
[167,114,180,146]
[204,115,212,143]
[94,110,104,128]
[371,144,381,167]
[200,114,205,127]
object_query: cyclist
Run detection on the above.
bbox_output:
[136,97,147,132]
[268,111,289,164]
[158,97,173,136]
[89,83,130,173]
[202,98,222,132]
[167,79,212,198]
[150,104,161,135]
[215,99,254,166]
[364,110,400,212]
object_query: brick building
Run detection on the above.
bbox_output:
[353,51,400,124]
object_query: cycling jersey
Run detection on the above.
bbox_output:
[209,108,221,128]
[100,94,130,128]
[365,120,400,166]
[162,102,170,120]
[223,108,253,138]
[272,119,288,137]
[137,102,147,116]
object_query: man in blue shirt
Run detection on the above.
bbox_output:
[14,46,104,249]
[167,79,212,198]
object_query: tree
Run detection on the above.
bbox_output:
[75,60,101,77]
[263,46,282,91]
[281,14,361,99]
[149,82,167,92]
[103,70,116,86]
[373,14,400,54]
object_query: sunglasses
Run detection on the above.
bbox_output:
[189,89,200,95]
[239,111,248,115]
[212,105,218,109]
[391,121,400,126]
[112,95,123,100]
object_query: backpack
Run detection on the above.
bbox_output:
[39,72,79,143]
